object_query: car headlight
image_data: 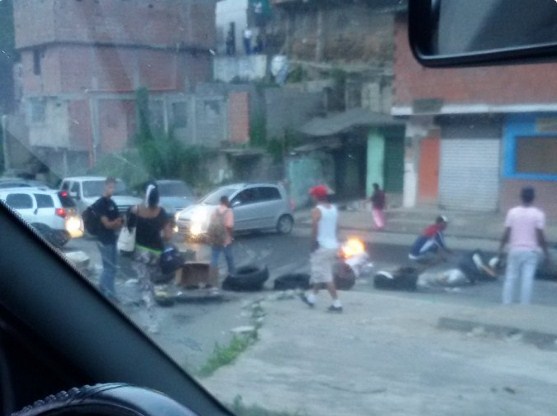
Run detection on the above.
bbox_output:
[66,215,84,238]
[190,210,208,236]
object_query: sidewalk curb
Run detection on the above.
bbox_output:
[295,221,500,251]
[438,317,557,351]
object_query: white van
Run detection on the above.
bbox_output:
[59,176,142,215]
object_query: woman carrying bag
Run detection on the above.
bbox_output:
[129,183,170,334]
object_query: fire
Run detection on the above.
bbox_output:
[340,238,366,258]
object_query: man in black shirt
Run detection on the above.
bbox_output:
[93,177,123,300]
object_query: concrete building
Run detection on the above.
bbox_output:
[268,0,406,206]
[9,0,218,177]
[393,15,557,217]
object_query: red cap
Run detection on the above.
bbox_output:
[309,185,329,199]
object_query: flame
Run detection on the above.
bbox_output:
[341,238,365,258]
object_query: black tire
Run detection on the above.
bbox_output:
[273,273,310,290]
[12,383,197,416]
[276,214,294,235]
[373,267,418,291]
[222,264,269,291]
[333,262,356,290]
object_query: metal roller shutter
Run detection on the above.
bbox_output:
[439,139,500,211]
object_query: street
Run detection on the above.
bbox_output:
[66,225,557,308]
[61,227,557,415]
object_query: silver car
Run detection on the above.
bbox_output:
[155,179,196,214]
[175,183,294,239]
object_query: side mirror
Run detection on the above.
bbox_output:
[231,200,241,208]
[409,0,557,67]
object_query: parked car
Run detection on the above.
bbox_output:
[175,183,294,240]
[0,188,84,247]
[0,177,51,190]
[155,179,196,214]
[59,176,142,215]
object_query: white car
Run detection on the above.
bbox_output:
[60,176,142,215]
[0,188,84,246]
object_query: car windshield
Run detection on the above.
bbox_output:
[200,186,240,205]
[82,180,127,198]
[157,182,194,197]
[2,1,557,415]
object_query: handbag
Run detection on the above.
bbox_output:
[117,226,136,254]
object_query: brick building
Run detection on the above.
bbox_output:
[11,0,218,176]
[393,15,557,216]
[267,0,406,205]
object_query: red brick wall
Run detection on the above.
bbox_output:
[394,17,557,107]
[92,48,135,92]
[138,50,177,91]
[15,0,217,49]
[99,99,135,154]
[68,100,92,153]
[501,180,557,218]
[228,92,250,144]
[181,54,212,91]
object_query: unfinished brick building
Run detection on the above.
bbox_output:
[12,0,218,175]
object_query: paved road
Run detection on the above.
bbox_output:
[62,232,557,415]
[65,229,557,308]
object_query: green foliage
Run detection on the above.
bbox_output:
[91,149,150,191]
[92,87,214,189]
[331,68,347,88]
[250,114,267,148]
[266,129,302,163]
[288,65,306,84]
[198,332,258,378]
[231,396,307,416]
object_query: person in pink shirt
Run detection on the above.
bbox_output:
[499,187,549,305]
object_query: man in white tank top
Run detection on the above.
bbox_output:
[300,185,343,312]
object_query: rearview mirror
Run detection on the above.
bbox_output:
[409,0,557,67]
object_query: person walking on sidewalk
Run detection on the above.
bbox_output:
[370,183,386,230]
[409,215,452,266]
[94,177,123,301]
[301,185,343,313]
[499,186,548,305]
[208,196,235,289]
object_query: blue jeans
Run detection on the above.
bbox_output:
[210,244,235,275]
[98,242,118,298]
[502,250,540,305]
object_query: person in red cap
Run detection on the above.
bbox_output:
[300,185,343,312]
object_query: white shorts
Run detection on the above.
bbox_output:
[310,247,338,284]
